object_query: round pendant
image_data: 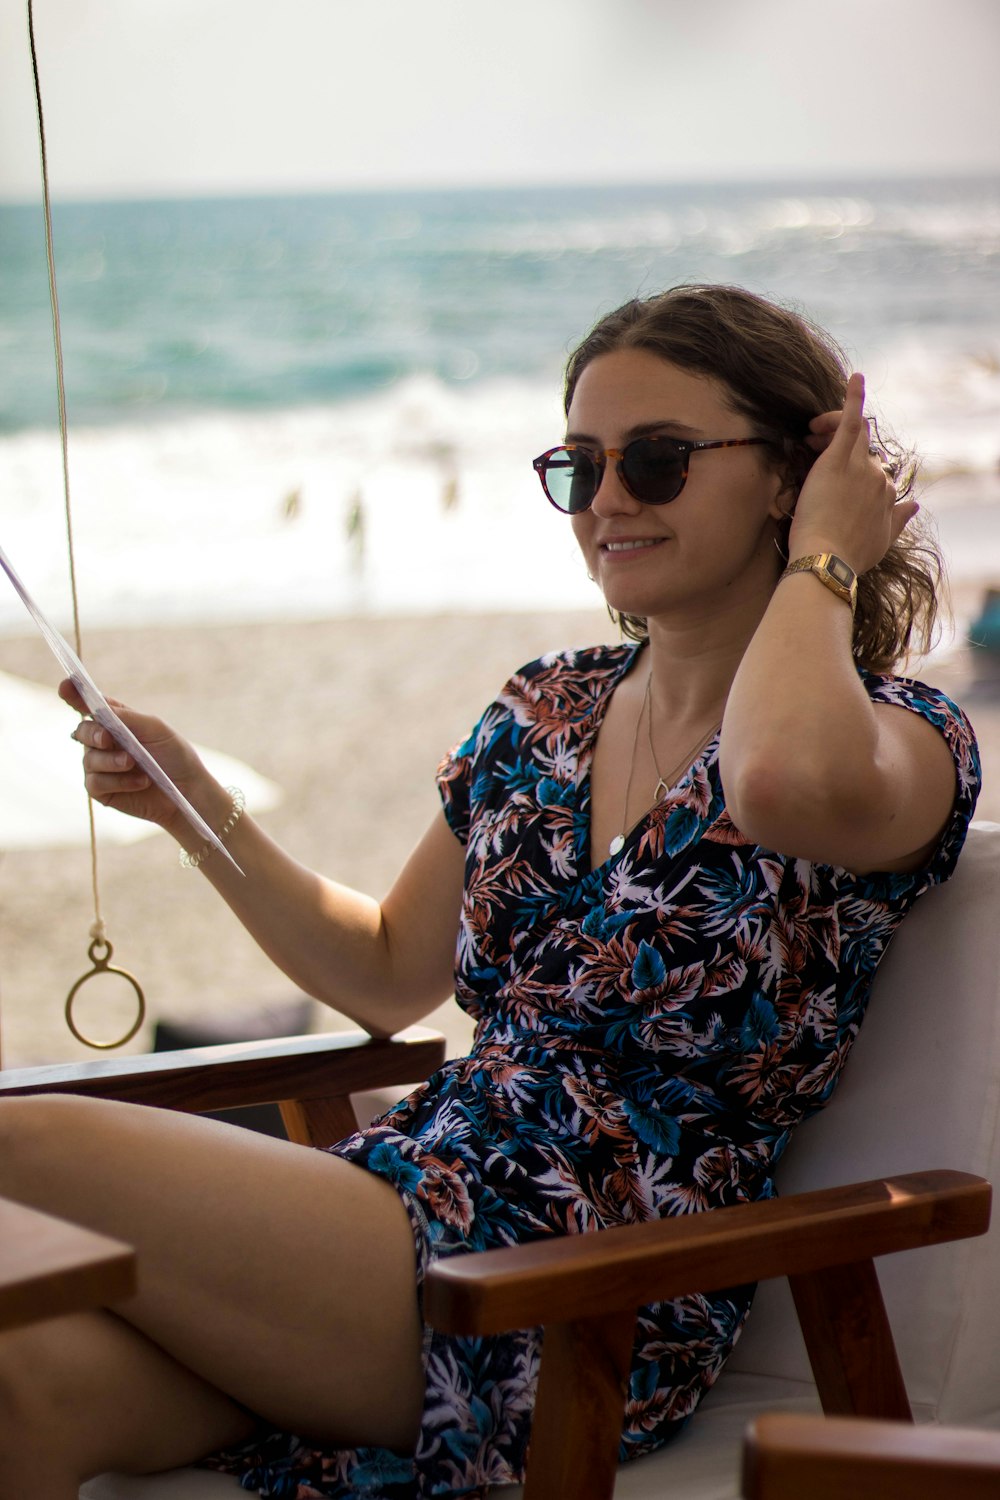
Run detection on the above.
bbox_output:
[608,833,625,856]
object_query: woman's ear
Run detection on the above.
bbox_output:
[767,436,813,522]
[769,485,796,564]
[768,483,797,523]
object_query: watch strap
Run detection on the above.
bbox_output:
[780,553,858,616]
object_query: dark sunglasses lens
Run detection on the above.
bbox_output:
[622,439,685,504]
[544,450,598,513]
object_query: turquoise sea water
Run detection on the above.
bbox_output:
[0,176,998,632]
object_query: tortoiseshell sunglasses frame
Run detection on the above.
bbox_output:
[533,435,770,513]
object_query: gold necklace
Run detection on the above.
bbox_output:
[608,673,719,858]
[646,681,720,804]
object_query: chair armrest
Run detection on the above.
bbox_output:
[0,1025,446,1115]
[0,1025,447,1147]
[0,1195,135,1332]
[742,1412,1000,1500]
[425,1169,990,1333]
[425,1170,990,1500]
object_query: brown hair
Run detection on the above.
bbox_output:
[564,284,943,672]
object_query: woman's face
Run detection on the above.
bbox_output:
[566,348,788,628]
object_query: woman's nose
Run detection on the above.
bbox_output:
[589,456,643,517]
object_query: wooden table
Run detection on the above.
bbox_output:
[0,1195,136,1330]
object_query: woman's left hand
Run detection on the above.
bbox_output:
[786,372,918,575]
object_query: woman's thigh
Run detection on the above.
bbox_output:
[0,1095,424,1451]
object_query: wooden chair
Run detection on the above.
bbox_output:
[742,1413,1000,1500]
[0,822,996,1500]
[425,1167,990,1500]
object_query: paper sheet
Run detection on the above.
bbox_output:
[0,541,244,875]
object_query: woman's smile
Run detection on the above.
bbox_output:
[602,537,664,553]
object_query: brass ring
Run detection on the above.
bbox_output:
[65,939,146,1050]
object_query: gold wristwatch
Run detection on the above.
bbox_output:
[780,552,858,616]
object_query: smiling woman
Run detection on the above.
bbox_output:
[0,282,981,1499]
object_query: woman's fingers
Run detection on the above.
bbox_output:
[807,373,868,448]
[58,677,88,715]
[69,715,119,756]
[890,497,920,543]
[825,372,867,461]
[61,681,142,794]
[788,371,916,573]
[68,722,151,800]
[60,681,191,818]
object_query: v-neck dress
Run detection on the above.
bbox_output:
[209,643,980,1499]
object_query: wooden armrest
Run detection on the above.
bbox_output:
[425,1169,990,1333]
[0,1025,446,1115]
[0,1195,135,1332]
[0,1025,447,1148]
[425,1171,991,1500]
[743,1413,1000,1500]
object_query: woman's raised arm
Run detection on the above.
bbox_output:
[720,375,957,875]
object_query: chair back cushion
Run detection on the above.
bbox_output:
[730,821,1000,1426]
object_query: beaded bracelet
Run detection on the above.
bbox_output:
[179,786,246,871]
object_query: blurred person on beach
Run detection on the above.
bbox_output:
[0,284,980,1498]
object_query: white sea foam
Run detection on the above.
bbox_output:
[1,364,997,642]
[0,375,581,634]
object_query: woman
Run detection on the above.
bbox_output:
[0,285,979,1498]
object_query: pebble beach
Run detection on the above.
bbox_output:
[1,602,997,1072]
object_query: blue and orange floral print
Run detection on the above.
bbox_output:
[211,643,979,1498]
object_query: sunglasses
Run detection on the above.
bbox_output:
[532,435,770,514]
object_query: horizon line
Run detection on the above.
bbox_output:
[1,167,998,211]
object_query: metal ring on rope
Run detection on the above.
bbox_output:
[65,939,146,1050]
[28,0,149,1053]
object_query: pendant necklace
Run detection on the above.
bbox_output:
[608,671,720,858]
[607,676,649,857]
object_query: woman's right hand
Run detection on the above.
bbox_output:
[59,678,211,837]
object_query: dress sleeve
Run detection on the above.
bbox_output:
[432,650,563,846]
[435,723,479,846]
[865,672,982,889]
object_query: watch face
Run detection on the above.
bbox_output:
[827,556,855,588]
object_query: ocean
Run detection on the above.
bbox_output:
[1,176,998,640]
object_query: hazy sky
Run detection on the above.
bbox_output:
[1,0,998,202]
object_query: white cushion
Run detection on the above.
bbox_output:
[728,819,1000,1427]
[82,822,1000,1498]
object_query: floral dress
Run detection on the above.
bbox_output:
[210,643,980,1498]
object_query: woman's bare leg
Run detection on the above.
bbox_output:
[0,1309,257,1495]
[0,1094,425,1475]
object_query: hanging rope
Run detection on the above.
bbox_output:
[25,0,145,1049]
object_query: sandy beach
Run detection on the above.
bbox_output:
[1,604,998,1071]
